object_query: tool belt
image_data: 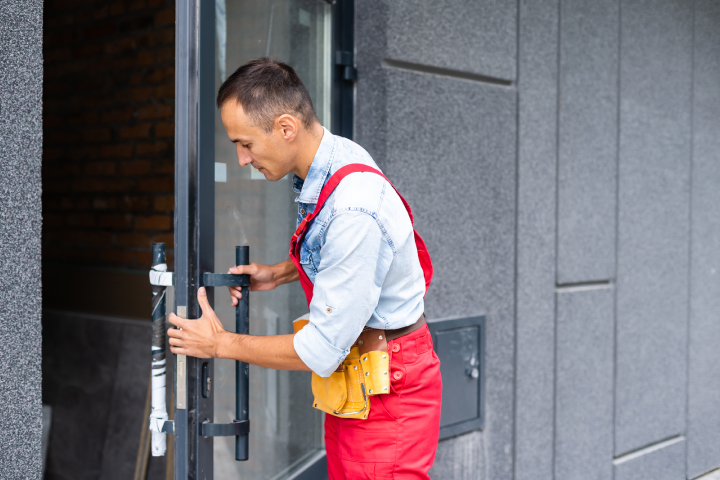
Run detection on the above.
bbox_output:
[293,314,427,419]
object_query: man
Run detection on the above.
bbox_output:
[168,58,442,479]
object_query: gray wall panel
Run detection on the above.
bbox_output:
[557,0,619,284]
[378,68,516,480]
[386,0,516,81]
[614,0,693,455]
[515,0,558,479]
[380,71,516,333]
[356,0,389,163]
[614,438,686,480]
[432,430,486,479]
[555,287,614,480]
[0,0,43,478]
[687,0,720,477]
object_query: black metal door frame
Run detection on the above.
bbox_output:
[174,0,215,477]
[173,0,355,478]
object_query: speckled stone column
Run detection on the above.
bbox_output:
[0,0,43,478]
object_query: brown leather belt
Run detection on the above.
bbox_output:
[338,314,427,372]
[385,314,426,341]
[351,314,427,348]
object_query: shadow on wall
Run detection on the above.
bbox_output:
[42,311,170,480]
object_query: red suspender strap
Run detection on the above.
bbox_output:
[289,164,433,306]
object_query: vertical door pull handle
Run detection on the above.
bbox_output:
[198,246,251,461]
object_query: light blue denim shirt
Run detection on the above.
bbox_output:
[292,128,426,377]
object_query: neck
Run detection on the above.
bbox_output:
[292,122,325,180]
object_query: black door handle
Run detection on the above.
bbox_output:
[201,272,249,287]
[200,246,250,461]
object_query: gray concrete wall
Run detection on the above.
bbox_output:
[356,0,720,478]
[0,0,43,478]
[687,1,720,478]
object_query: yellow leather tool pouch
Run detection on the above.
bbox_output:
[293,317,390,420]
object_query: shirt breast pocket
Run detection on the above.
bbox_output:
[299,242,319,275]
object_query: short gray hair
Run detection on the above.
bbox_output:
[216,58,319,133]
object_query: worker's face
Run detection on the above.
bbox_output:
[220,99,299,181]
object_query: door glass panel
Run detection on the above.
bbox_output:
[213,0,331,478]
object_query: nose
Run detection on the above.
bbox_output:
[236,148,252,167]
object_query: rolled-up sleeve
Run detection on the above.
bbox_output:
[293,322,347,377]
[293,210,393,377]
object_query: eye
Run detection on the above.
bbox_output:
[242,143,251,149]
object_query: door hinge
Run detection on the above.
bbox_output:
[335,51,358,82]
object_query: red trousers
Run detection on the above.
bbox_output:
[325,324,443,479]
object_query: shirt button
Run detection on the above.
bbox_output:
[300,208,306,215]
[391,343,401,353]
[393,371,403,380]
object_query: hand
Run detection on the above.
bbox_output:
[168,287,227,358]
[227,262,279,306]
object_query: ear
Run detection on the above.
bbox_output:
[276,114,299,141]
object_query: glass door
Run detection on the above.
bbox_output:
[212,1,331,478]
[174,0,352,477]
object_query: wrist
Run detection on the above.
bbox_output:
[215,331,236,359]
[269,263,282,288]
[271,261,292,287]
[274,259,298,286]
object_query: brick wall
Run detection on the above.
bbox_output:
[42,0,175,272]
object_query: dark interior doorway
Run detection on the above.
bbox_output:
[42,1,176,478]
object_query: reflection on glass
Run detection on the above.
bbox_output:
[213,1,331,478]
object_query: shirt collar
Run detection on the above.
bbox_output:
[293,127,336,204]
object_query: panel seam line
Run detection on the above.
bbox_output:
[684,1,696,477]
[381,58,514,87]
[555,281,614,293]
[612,435,685,465]
[512,0,521,477]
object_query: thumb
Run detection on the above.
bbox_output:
[197,287,213,316]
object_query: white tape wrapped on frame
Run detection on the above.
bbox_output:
[148,355,168,456]
[149,263,173,286]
